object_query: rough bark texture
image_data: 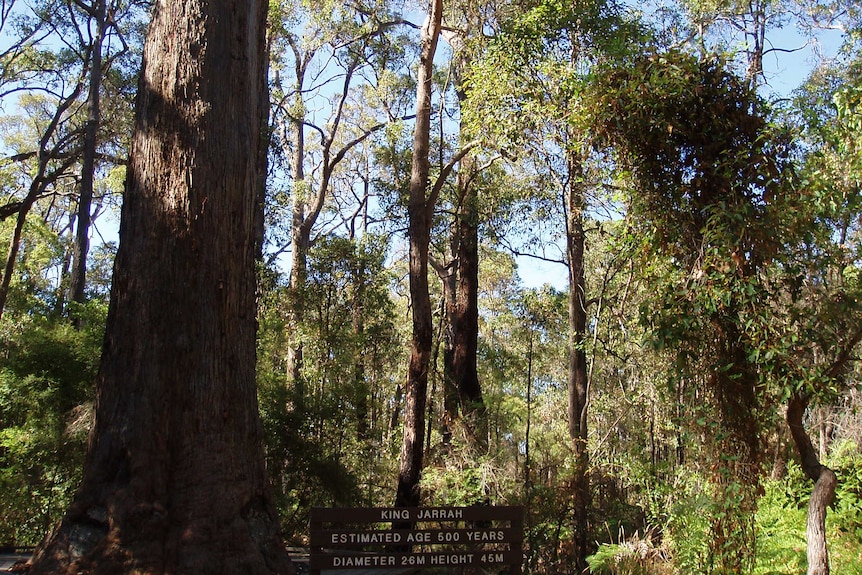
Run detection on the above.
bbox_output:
[566,160,590,574]
[29,0,292,573]
[787,392,837,575]
[439,34,486,449]
[452,134,485,441]
[395,0,442,509]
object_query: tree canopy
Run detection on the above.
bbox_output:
[2,0,862,573]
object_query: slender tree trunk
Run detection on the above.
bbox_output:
[452,153,485,443]
[0,194,37,320]
[788,392,837,575]
[69,0,107,313]
[287,84,307,391]
[29,0,291,572]
[441,263,458,447]
[395,0,442,509]
[0,81,84,320]
[566,152,589,573]
[352,261,369,441]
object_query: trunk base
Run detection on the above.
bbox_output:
[29,498,295,575]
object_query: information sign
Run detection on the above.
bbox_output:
[309,506,523,574]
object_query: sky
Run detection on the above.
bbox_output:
[515,10,851,291]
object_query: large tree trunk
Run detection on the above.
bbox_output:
[29,0,292,573]
[787,392,837,575]
[395,0,442,509]
[439,34,486,450]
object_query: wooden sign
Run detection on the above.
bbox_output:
[309,506,524,574]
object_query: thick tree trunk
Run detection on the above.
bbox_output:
[787,392,837,575]
[439,35,485,450]
[29,0,292,573]
[395,0,442,509]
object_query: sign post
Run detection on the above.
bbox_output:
[309,506,524,574]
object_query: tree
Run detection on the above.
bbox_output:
[438,24,488,448]
[395,0,444,509]
[395,0,475,508]
[589,50,797,572]
[268,0,414,389]
[464,0,641,567]
[0,0,138,324]
[28,0,292,571]
[68,0,129,314]
[771,49,862,575]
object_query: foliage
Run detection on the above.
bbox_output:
[827,440,862,541]
[2,0,862,573]
[586,529,671,575]
[0,304,105,545]
[0,217,66,315]
[752,447,862,575]
[257,234,403,539]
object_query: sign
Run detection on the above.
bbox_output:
[316,528,521,546]
[309,506,523,574]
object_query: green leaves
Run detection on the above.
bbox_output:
[0,311,103,544]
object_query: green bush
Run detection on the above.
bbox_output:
[587,530,672,575]
[753,467,807,575]
[662,472,713,574]
[0,307,104,545]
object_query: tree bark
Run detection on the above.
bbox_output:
[566,151,590,573]
[451,124,485,445]
[787,392,837,575]
[69,0,107,313]
[442,263,458,446]
[286,50,308,391]
[395,0,442,509]
[29,0,292,573]
[438,31,486,450]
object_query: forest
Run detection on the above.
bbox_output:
[0,0,861,572]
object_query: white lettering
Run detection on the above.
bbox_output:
[430,553,474,565]
[407,531,430,543]
[466,530,505,542]
[332,555,396,567]
[417,508,464,520]
[437,531,460,542]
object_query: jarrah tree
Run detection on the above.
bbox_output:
[28,0,292,573]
